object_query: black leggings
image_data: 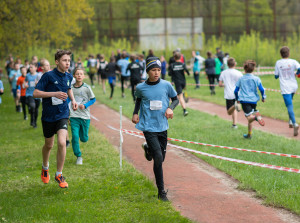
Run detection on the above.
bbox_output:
[208,74,216,91]
[27,96,40,125]
[89,73,95,86]
[20,96,28,119]
[121,76,129,93]
[109,83,114,98]
[143,131,168,193]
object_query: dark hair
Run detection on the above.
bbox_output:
[121,52,127,59]
[174,52,181,60]
[55,49,72,61]
[227,58,236,68]
[110,56,116,62]
[30,62,38,67]
[207,51,212,58]
[244,60,256,73]
[130,54,136,62]
[100,54,104,60]
[280,46,290,58]
[73,67,85,75]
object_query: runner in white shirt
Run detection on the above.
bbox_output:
[274,46,300,136]
[219,57,243,128]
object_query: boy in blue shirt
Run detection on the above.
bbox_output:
[117,52,130,97]
[9,63,21,112]
[234,60,266,139]
[34,49,78,188]
[132,57,179,201]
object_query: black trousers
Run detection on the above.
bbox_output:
[121,76,129,93]
[143,131,168,193]
[20,96,28,118]
[208,74,216,91]
[27,96,40,125]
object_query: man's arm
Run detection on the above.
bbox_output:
[33,89,68,100]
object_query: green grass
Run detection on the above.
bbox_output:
[0,80,191,223]
[92,79,300,215]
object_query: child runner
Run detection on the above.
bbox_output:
[26,63,40,128]
[126,54,143,102]
[33,49,78,188]
[234,60,266,139]
[17,66,28,120]
[98,54,108,94]
[192,51,205,89]
[37,59,51,83]
[69,67,96,165]
[117,52,130,98]
[205,51,216,95]
[87,55,98,88]
[169,52,190,116]
[219,58,243,129]
[132,56,179,201]
[275,46,300,136]
[0,75,4,105]
[9,63,21,112]
[105,57,120,99]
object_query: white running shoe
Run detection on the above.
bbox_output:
[76,157,83,165]
[289,120,293,128]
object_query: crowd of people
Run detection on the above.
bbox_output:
[1,45,300,201]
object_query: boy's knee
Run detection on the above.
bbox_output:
[80,136,88,143]
[43,143,53,151]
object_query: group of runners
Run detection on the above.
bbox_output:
[1,45,299,201]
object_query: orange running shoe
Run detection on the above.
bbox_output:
[55,174,68,188]
[41,168,50,184]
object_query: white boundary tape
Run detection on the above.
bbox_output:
[105,125,300,174]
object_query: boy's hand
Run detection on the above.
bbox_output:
[132,114,139,124]
[165,108,173,119]
[79,104,85,110]
[72,101,78,111]
[55,92,68,100]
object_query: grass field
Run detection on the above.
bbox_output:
[0,80,191,223]
[91,79,300,215]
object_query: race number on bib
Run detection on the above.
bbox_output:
[150,100,162,110]
[52,97,63,105]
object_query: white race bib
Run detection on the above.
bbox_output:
[52,97,63,105]
[29,81,35,87]
[150,100,162,110]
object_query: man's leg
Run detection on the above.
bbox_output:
[178,93,186,110]
[42,136,55,168]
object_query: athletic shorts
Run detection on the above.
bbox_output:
[226,99,235,110]
[42,118,68,138]
[174,81,186,95]
[121,76,130,82]
[241,103,257,117]
[100,72,107,79]
[12,89,17,98]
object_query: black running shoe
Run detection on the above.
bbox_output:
[158,190,169,202]
[142,142,152,161]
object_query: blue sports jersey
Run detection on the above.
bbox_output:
[135,79,177,132]
[25,73,38,97]
[234,73,266,104]
[35,68,73,122]
[9,69,21,89]
[117,59,130,77]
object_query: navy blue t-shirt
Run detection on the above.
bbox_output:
[35,68,73,122]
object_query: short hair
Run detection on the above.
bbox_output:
[100,54,104,60]
[130,54,136,62]
[55,49,72,61]
[280,46,289,58]
[227,58,236,68]
[121,52,127,59]
[40,59,49,67]
[244,60,256,73]
[73,67,85,75]
[30,62,38,67]
[174,52,181,60]
[110,56,116,62]
[138,54,144,59]
[207,51,212,58]
[20,66,27,70]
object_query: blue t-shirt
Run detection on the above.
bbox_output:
[135,79,177,132]
[117,59,130,77]
[0,80,3,104]
[35,68,73,122]
[9,69,21,89]
[235,73,266,103]
[25,73,38,97]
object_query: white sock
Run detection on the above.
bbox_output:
[55,171,62,176]
[42,162,49,170]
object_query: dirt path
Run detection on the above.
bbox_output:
[90,102,300,223]
[187,98,299,139]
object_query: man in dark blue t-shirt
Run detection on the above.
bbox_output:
[34,49,78,188]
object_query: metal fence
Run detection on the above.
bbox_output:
[75,0,300,50]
